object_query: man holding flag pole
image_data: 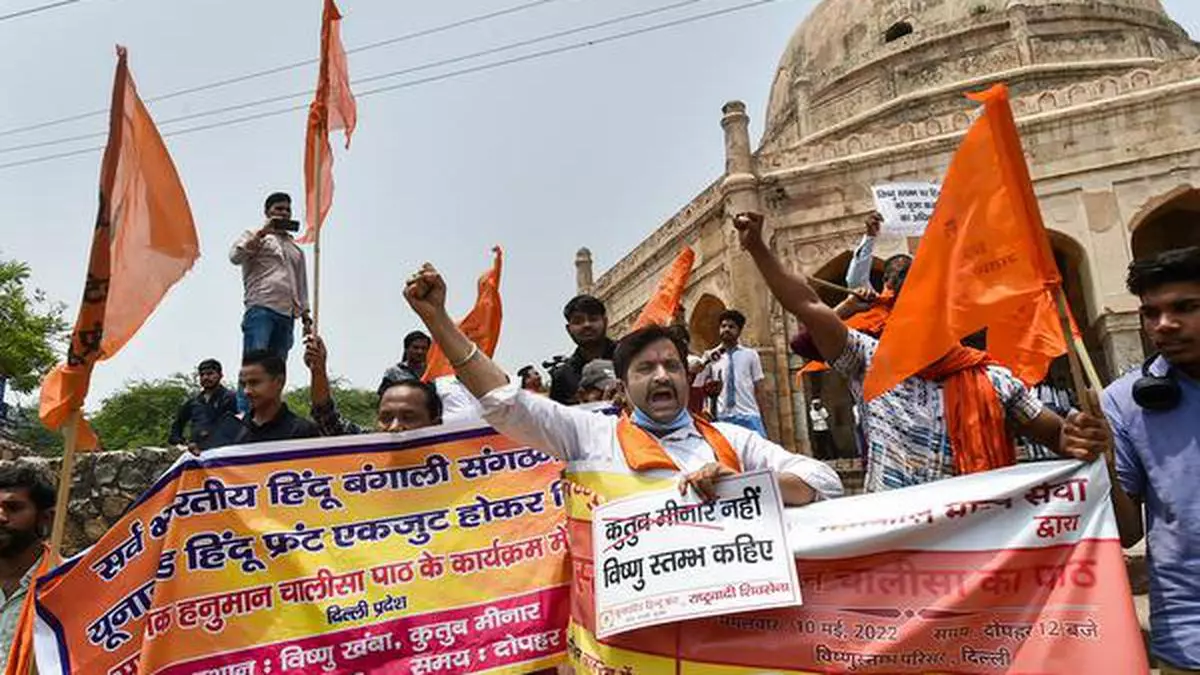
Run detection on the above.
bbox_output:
[298,0,357,334]
[27,45,199,675]
[731,85,1128,508]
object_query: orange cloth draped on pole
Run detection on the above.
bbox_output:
[632,247,695,330]
[863,84,1065,402]
[423,248,504,382]
[38,46,199,450]
[3,545,59,675]
[298,0,357,244]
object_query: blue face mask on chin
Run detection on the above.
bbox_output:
[632,406,693,434]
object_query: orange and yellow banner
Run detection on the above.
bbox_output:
[34,428,568,675]
[34,423,1145,674]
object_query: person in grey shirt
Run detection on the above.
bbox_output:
[229,192,310,362]
[378,330,431,395]
[0,463,55,672]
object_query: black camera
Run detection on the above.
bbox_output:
[270,218,301,232]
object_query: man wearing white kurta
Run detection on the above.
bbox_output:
[402,261,842,507]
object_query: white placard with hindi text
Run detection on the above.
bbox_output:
[591,470,801,639]
[872,182,941,237]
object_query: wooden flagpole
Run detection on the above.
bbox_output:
[810,277,854,295]
[810,276,878,301]
[311,133,323,336]
[1053,286,1103,414]
[48,410,80,557]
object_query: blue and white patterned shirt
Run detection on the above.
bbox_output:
[831,330,1044,492]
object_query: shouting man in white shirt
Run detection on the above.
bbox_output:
[404,261,841,673]
[403,262,842,505]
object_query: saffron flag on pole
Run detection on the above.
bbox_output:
[863,84,1066,400]
[424,247,504,382]
[993,288,1080,387]
[632,246,695,330]
[37,46,199,449]
[298,0,356,244]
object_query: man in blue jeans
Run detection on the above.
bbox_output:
[694,309,770,437]
[230,192,310,411]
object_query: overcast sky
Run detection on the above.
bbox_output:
[1,0,1197,409]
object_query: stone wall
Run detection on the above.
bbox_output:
[6,448,182,556]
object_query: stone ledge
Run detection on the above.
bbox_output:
[4,447,183,556]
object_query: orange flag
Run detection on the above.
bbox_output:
[992,288,1079,387]
[633,246,695,330]
[863,84,1065,400]
[423,248,504,382]
[298,0,356,244]
[3,545,59,675]
[38,47,199,450]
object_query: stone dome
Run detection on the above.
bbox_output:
[762,0,1197,148]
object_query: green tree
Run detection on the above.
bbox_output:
[285,380,378,430]
[8,404,63,456]
[0,257,68,394]
[90,374,195,451]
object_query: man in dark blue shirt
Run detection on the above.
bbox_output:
[168,359,237,451]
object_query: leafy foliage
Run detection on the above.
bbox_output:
[5,404,63,456]
[285,381,377,430]
[90,374,196,451]
[0,258,67,394]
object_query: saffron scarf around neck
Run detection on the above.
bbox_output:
[918,346,1016,476]
[615,413,742,474]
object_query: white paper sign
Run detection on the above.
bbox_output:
[872,182,941,237]
[591,470,801,638]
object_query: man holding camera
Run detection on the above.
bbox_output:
[230,192,310,362]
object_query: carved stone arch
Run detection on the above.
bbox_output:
[1096,77,1120,98]
[1046,229,1094,326]
[1128,185,1200,259]
[1127,69,1153,90]
[687,293,728,352]
[1037,92,1058,112]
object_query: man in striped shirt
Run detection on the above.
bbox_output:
[736,211,1108,492]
